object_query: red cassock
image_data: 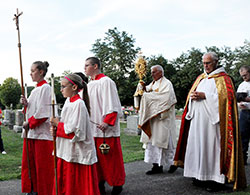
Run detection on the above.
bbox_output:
[21,81,55,194]
[94,112,125,186]
[95,137,126,186]
[53,158,100,195]
[21,138,54,194]
[88,73,126,186]
[52,94,100,195]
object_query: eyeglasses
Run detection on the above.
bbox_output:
[203,61,212,65]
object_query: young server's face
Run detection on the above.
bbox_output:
[84,59,96,77]
[60,79,73,98]
[30,64,43,82]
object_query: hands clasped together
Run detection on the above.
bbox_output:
[190,91,206,101]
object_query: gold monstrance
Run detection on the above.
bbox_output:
[134,52,147,96]
[135,53,147,82]
[134,52,147,110]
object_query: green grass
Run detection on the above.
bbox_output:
[120,122,144,163]
[0,124,249,194]
[0,126,23,181]
[0,122,144,181]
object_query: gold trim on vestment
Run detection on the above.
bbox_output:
[214,75,246,190]
[178,72,246,190]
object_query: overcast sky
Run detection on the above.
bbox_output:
[0,0,249,85]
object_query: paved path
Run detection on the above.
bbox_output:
[0,160,249,195]
[0,119,249,194]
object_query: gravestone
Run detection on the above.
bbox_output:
[3,109,11,126]
[13,110,24,133]
[124,115,141,135]
[8,111,15,130]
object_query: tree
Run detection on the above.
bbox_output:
[91,27,140,105]
[0,77,21,109]
[145,55,177,83]
[231,40,250,88]
[171,48,203,108]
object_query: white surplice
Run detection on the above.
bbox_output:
[21,83,53,140]
[87,76,122,138]
[184,67,226,183]
[56,97,97,165]
[237,81,250,109]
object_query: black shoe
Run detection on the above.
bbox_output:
[26,192,38,195]
[192,179,208,188]
[168,165,178,173]
[99,181,106,195]
[111,186,123,195]
[205,181,225,192]
[146,164,163,175]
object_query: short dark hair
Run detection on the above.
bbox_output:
[86,57,101,69]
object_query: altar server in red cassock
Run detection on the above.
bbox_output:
[50,73,99,195]
[21,61,55,195]
[85,57,126,195]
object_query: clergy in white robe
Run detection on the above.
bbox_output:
[135,65,177,174]
[85,57,125,195]
[173,52,246,191]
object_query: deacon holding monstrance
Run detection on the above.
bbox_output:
[134,56,178,175]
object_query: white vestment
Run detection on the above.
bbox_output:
[237,81,250,109]
[138,77,177,166]
[184,67,226,183]
[87,76,122,137]
[56,97,97,165]
[22,83,54,140]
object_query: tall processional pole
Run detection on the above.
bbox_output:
[51,74,58,195]
[13,9,25,95]
[13,8,33,192]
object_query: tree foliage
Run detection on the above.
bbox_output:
[170,48,203,107]
[91,27,140,105]
[91,28,250,108]
[0,77,21,109]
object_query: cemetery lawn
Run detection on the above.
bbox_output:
[0,126,22,181]
[120,122,144,163]
[0,122,144,181]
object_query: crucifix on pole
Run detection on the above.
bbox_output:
[13,8,33,193]
[13,8,25,96]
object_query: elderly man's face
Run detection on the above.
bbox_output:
[203,54,217,74]
[240,69,250,82]
[151,67,162,81]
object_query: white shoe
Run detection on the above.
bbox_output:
[1,151,7,154]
